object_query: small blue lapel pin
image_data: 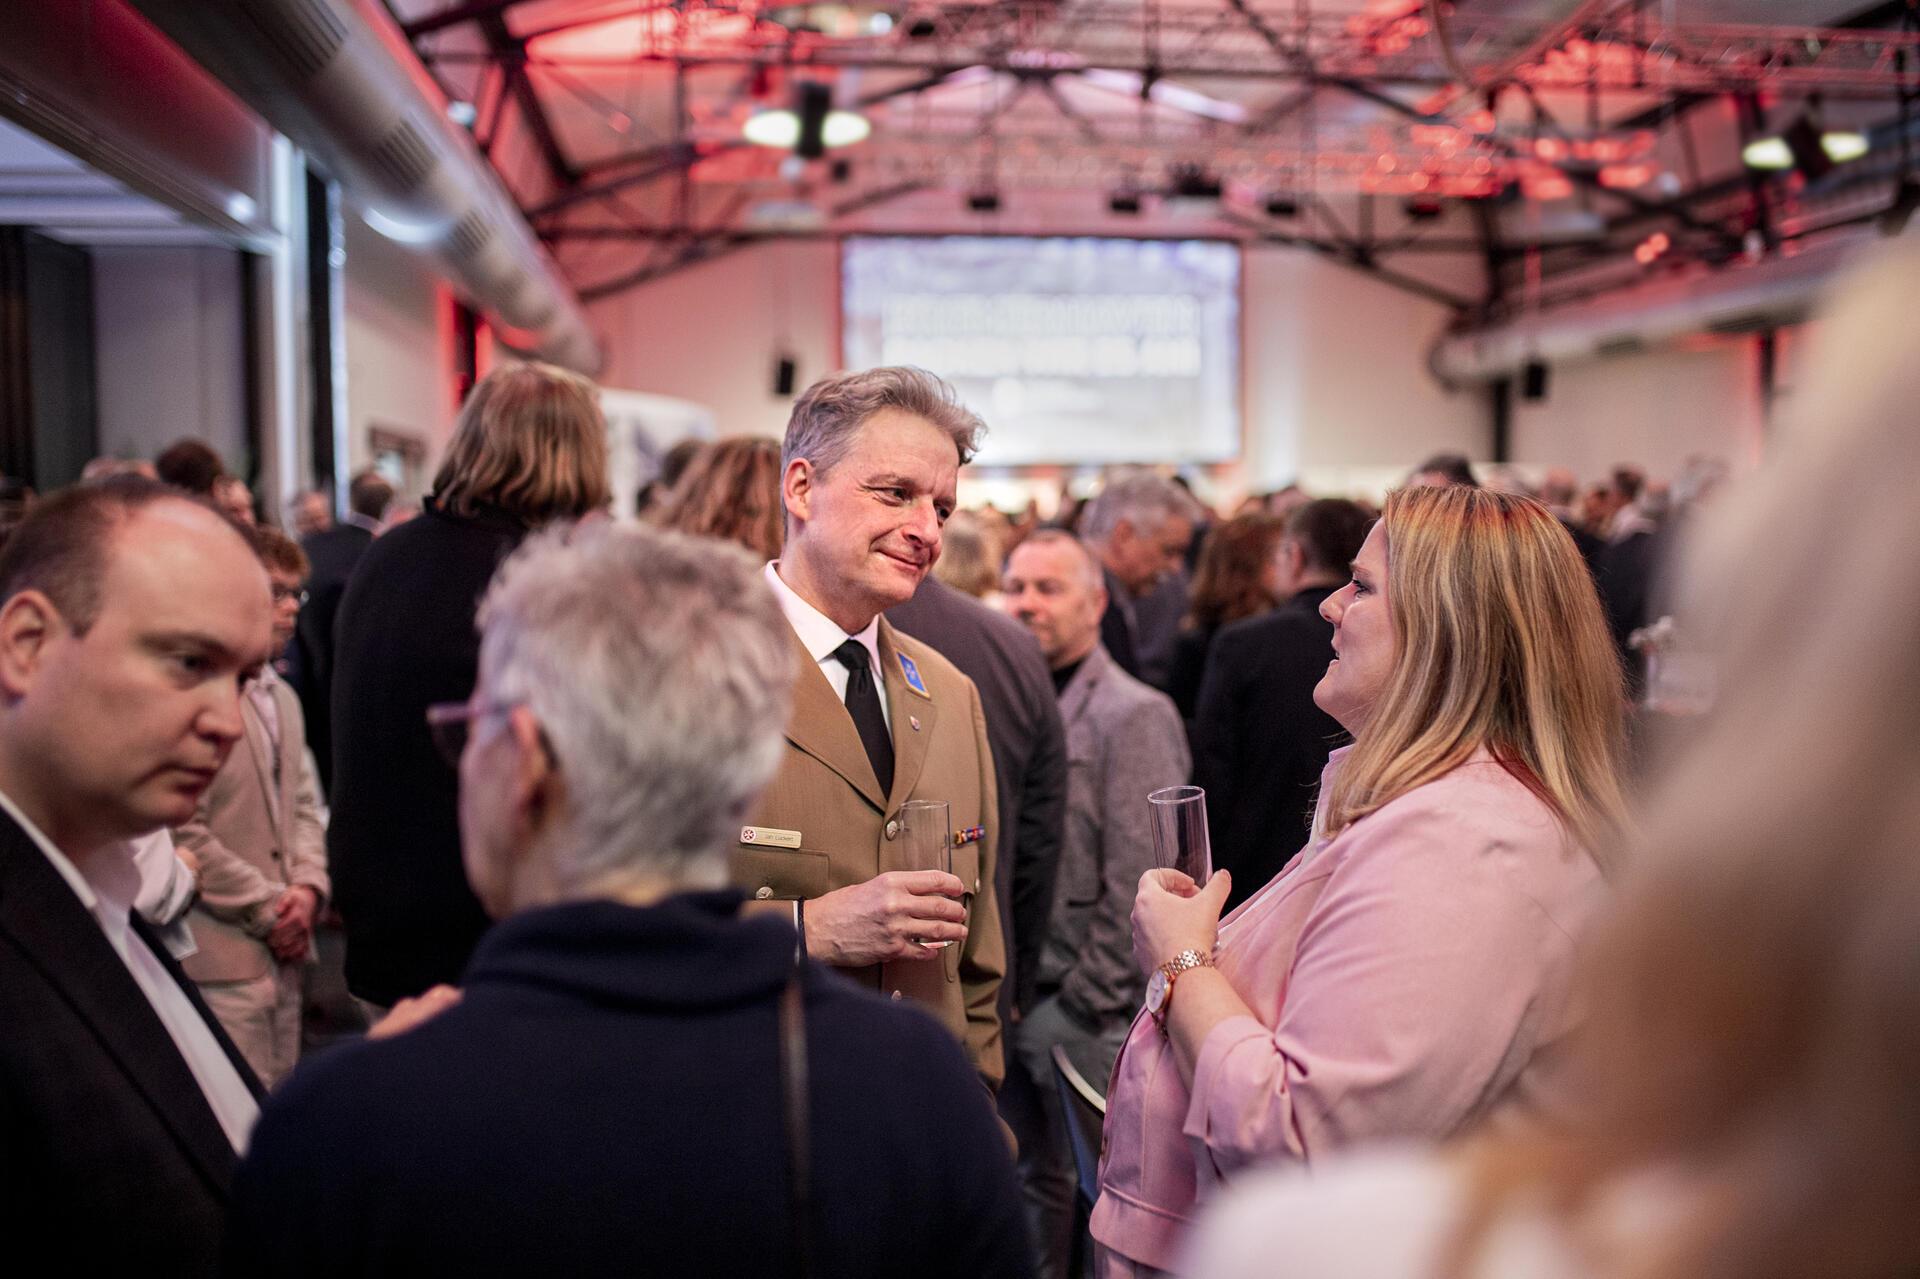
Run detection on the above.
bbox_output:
[898,652,931,699]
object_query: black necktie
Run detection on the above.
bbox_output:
[831,639,894,796]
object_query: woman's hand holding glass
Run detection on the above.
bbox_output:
[1132,867,1233,977]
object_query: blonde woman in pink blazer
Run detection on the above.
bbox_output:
[1090,485,1630,1276]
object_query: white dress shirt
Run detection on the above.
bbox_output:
[764,562,891,735]
[0,788,260,1153]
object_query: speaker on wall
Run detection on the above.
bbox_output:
[773,353,798,397]
[1522,358,1550,402]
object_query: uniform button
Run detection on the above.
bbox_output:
[884,819,900,840]
[754,886,774,900]
[890,990,903,1001]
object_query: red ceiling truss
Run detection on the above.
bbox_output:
[392,0,1920,313]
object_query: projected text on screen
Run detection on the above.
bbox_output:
[842,237,1240,466]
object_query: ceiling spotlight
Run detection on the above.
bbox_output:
[1822,130,1870,164]
[1742,113,1870,178]
[1109,189,1142,215]
[447,100,477,128]
[1264,193,1300,218]
[967,189,1001,213]
[1740,137,1794,170]
[743,81,870,155]
[742,106,871,150]
[1165,164,1223,217]
[1404,196,1444,220]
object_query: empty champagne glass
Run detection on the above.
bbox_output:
[1148,785,1212,884]
[899,798,954,949]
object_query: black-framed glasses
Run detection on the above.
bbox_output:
[271,585,309,606]
[425,700,520,767]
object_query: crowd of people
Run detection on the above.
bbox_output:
[2,240,1917,1279]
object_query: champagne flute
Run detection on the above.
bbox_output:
[899,799,954,950]
[1148,785,1212,884]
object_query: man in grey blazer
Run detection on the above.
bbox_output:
[177,527,330,1089]
[1001,528,1189,1279]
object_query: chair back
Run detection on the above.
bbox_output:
[1050,1042,1107,1209]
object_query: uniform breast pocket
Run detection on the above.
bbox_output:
[946,843,985,982]
[729,846,832,902]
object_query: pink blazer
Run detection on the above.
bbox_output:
[1090,747,1606,1272]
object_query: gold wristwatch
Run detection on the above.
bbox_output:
[1146,948,1214,1033]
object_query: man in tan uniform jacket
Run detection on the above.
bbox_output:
[734,367,1006,1089]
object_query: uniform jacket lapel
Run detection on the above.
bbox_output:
[780,624,888,812]
[877,620,936,810]
[0,817,244,1192]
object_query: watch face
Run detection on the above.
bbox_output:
[1145,968,1168,1016]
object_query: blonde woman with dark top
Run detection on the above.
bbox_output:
[1092,485,1629,1276]
[1186,246,1920,1279]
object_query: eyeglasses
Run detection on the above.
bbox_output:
[424,700,520,767]
[271,585,309,606]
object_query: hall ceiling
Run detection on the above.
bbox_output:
[385,0,1917,315]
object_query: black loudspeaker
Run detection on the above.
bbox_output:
[774,354,797,396]
[794,82,832,160]
[1522,358,1550,401]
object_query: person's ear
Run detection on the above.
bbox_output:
[505,706,559,842]
[781,458,814,528]
[0,591,64,699]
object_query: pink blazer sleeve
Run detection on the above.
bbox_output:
[1181,782,1591,1174]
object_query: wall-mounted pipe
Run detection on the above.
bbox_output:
[128,0,602,374]
[1428,234,1867,386]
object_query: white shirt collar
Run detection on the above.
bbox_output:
[763,562,883,672]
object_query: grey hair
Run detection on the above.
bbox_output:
[1017,528,1104,593]
[1080,470,1199,544]
[475,522,795,890]
[782,366,986,476]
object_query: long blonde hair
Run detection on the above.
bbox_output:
[431,362,610,525]
[1445,242,1920,1279]
[1322,485,1628,861]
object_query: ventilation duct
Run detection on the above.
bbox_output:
[128,0,602,374]
[1428,234,1866,386]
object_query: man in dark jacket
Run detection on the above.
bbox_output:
[288,469,391,794]
[889,576,1067,1017]
[229,523,1030,1278]
[1192,498,1370,909]
[328,364,606,1012]
[0,480,268,1271]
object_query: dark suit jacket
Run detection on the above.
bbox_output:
[1098,567,1141,680]
[328,501,525,1006]
[889,578,1067,1015]
[226,893,1032,1277]
[1191,586,1347,910]
[287,521,374,794]
[0,811,263,1271]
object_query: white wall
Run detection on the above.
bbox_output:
[1248,248,1485,494]
[583,238,1488,495]
[92,246,248,468]
[587,241,841,440]
[1509,339,1770,484]
[341,214,456,479]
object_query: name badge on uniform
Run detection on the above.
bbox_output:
[898,653,931,699]
[739,825,802,849]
